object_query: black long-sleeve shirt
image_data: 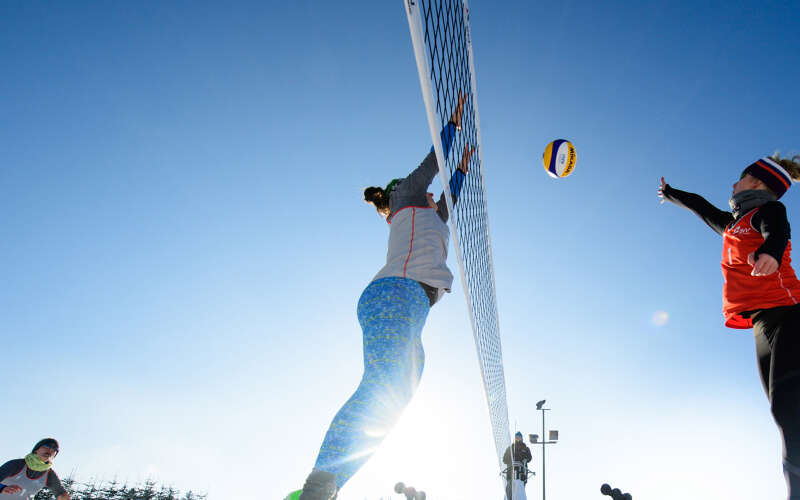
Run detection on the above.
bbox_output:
[0,459,68,497]
[662,184,791,264]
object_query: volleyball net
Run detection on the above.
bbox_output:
[404,0,511,470]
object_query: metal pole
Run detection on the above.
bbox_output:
[541,408,546,500]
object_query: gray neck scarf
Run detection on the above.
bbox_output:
[729,189,776,219]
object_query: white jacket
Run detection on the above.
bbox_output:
[372,205,453,300]
[372,149,464,302]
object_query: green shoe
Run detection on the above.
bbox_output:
[283,490,302,500]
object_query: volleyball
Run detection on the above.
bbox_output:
[542,139,577,178]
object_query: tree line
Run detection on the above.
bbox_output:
[33,478,207,500]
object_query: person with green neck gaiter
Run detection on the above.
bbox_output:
[0,438,70,499]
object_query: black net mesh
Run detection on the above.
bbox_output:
[406,0,511,467]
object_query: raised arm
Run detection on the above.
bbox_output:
[435,90,467,160]
[658,177,733,235]
[436,144,474,222]
[397,92,468,200]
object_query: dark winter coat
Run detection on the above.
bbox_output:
[503,441,532,465]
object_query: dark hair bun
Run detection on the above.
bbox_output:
[364,186,385,203]
[364,186,390,216]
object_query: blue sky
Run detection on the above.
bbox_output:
[2,1,800,499]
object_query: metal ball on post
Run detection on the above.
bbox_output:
[600,483,632,500]
[394,481,426,500]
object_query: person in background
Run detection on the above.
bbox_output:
[0,438,70,499]
[503,431,533,499]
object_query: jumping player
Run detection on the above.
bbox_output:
[291,94,475,500]
[659,155,800,499]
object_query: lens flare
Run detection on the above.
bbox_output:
[652,310,669,326]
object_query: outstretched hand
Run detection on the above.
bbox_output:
[2,485,24,495]
[748,252,779,276]
[458,144,475,174]
[658,177,666,204]
[450,91,467,130]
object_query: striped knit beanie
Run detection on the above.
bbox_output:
[741,157,793,199]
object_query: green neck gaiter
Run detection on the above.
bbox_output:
[385,178,403,196]
[25,453,53,472]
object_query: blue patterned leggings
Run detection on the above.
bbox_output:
[313,277,431,488]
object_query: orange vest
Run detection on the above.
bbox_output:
[722,208,800,328]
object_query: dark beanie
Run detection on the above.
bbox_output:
[32,438,59,455]
[742,157,793,199]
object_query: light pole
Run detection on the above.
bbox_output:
[528,399,558,500]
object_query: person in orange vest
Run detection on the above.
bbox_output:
[659,154,800,499]
[0,438,70,499]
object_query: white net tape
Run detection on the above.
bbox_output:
[404,0,512,471]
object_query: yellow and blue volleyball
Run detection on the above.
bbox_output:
[542,139,577,179]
